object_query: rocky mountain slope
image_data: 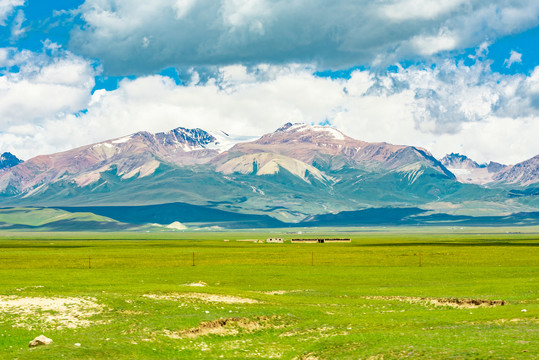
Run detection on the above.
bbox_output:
[441,153,482,169]
[0,152,22,170]
[0,123,457,198]
[216,123,454,180]
[440,153,507,185]
[494,155,539,186]
[440,152,538,186]
[0,127,236,196]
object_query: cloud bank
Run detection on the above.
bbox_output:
[70,0,539,75]
[1,44,538,164]
[0,45,96,156]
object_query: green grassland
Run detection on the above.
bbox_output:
[0,228,538,359]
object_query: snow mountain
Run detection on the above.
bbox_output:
[440,153,507,185]
[0,123,537,224]
[0,127,239,195]
[440,152,538,186]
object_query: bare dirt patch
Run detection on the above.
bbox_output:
[280,326,348,341]
[429,298,504,308]
[144,293,259,304]
[293,353,320,360]
[164,316,275,339]
[181,281,208,287]
[463,318,539,325]
[364,296,505,308]
[256,290,307,295]
[0,296,104,330]
[15,285,44,292]
[117,309,145,315]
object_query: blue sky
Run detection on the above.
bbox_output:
[1,0,539,163]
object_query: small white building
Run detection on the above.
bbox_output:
[266,238,284,243]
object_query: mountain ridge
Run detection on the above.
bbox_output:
[0,123,537,226]
[440,152,538,186]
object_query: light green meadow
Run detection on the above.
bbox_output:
[0,228,537,359]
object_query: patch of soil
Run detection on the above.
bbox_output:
[430,298,504,308]
[0,296,104,330]
[464,318,539,325]
[293,354,320,360]
[164,316,274,339]
[256,290,306,295]
[364,296,505,308]
[181,281,208,287]
[280,326,348,341]
[117,310,145,315]
[144,293,259,304]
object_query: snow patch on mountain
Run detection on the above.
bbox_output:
[310,126,345,140]
[440,153,509,185]
[112,136,132,144]
[276,123,346,140]
[94,143,114,149]
[205,130,256,153]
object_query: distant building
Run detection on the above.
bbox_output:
[291,238,318,243]
[291,238,351,244]
[266,238,284,243]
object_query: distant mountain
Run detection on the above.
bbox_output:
[0,152,22,170]
[440,153,507,185]
[440,152,538,187]
[0,123,537,227]
[441,153,481,169]
[218,123,454,178]
[0,127,238,195]
[494,155,539,186]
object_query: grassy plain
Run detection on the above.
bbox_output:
[0,227,538,359]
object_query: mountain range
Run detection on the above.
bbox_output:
[441,153,538,186]
[0,123,537,229]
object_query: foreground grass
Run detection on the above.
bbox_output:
[0,228,537,359]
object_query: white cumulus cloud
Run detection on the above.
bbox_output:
[0,0,24,26]
[0,45,97,158]
[69,0,539,75]
[2,53,539,165]
[504,50,522,68]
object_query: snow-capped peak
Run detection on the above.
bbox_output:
[275,123,346,140]
[205,130,257,153]
[153,127,217,152]
[152,127,254,153]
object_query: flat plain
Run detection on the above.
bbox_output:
[0,227,538,359]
